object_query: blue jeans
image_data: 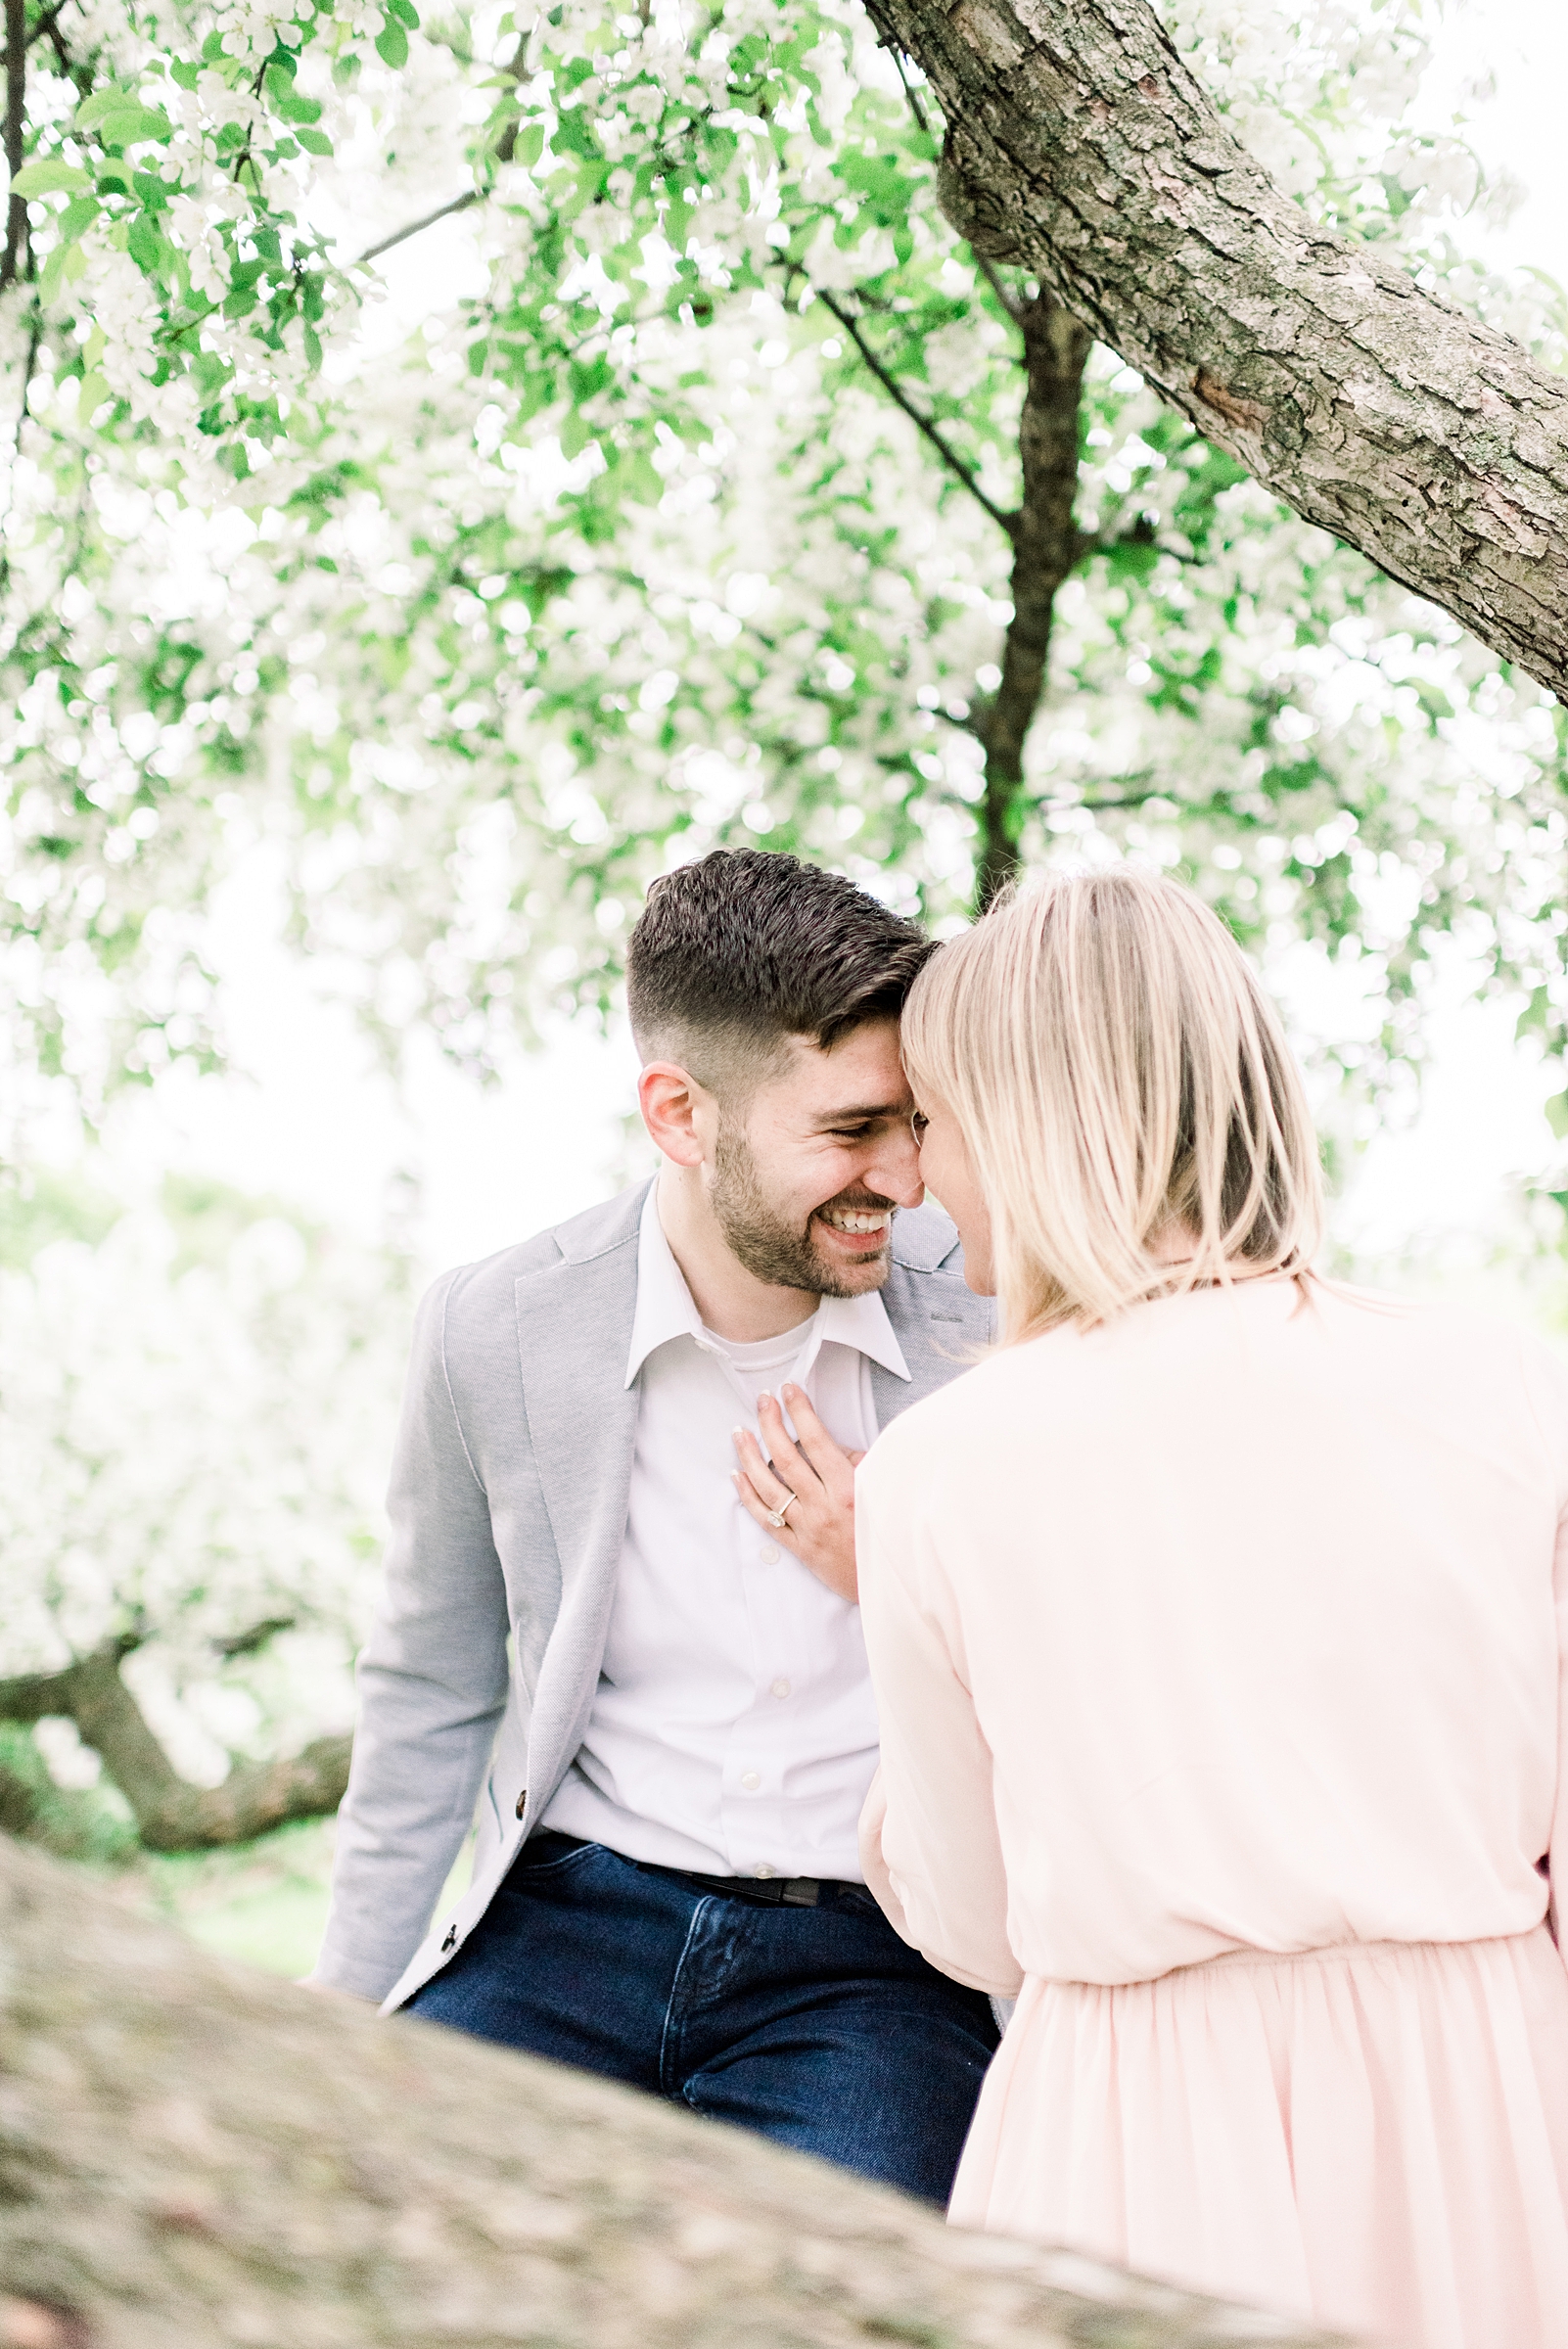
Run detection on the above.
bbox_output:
[406,1833,998,2203]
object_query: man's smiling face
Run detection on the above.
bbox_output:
[707,1017,926,1297]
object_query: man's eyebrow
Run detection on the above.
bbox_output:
[808,1101,909,1127]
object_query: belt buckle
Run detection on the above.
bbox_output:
[780,1878,820,1907]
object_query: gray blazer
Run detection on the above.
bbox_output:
[313,1179,992,2009]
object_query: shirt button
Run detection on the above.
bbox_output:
[741,1771,761,1791]
[770,1678,791,1700]
[759,1543,779,1564]
[754,1863,776,1879]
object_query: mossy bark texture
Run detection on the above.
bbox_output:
[867,0,1568,697]
[0,1837,1349,2349]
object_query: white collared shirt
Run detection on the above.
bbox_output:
[540,1183,909,1880]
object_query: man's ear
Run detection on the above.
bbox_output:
[638,1061,709,1168]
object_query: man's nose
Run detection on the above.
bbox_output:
[864,1124,926,1211]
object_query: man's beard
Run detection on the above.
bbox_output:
[711,1122,896,1297]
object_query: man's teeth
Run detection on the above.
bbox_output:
[821,1209,892,1234]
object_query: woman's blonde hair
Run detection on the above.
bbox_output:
[902,869,1324,1341]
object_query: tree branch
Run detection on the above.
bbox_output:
[0,1832,1355,2349]
[353,28,531,271]
[0,1634,351,1851]
[1052,780,1161,813]
[871,0,1568,703]
[808,281,1020,538]
[0,294,39,593]
[41,10,86,94]
[886,41,930,136]
[971,248,1025,323]
[973,291,1092,908]
[354,187,480,268]
[2,0,27,292]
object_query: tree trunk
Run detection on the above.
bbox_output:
[1,0,27,290]
[975,291,1091,908]
[0,1835,1348,2349]
[864,0,1568,701]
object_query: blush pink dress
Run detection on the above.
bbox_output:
[855,1276,1568,2349]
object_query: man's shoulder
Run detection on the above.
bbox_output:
[889,1199,963,1276]
[881,1204,993,1358]
[432,1183,649,1331]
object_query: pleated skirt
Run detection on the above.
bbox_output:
[949,1927,1568,2349]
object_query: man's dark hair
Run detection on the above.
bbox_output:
[626,849,934,1083]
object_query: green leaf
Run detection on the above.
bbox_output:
[169,61,201,91]
[1517,987,1553,1043]
[386,0,421,25]
[12,160,92,197]
[56,196,100,242]
[97,108,173,148]
[40,240,76,299]
[75,369,110,422]
[375,20,409,69]
[127,212,163,271]
[1547,1091,1568,1141]
[559,406,595,459]
[295,125,334,156]
[266,64,321,120]
[619,451,662,506]
[75,87,136,129]
[303,324,323,372]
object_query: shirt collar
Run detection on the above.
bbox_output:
[624,1184,910,1388]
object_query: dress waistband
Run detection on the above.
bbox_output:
[1156,1922,1553,1984]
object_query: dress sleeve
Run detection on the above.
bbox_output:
[1519,1335,1568,1956]
[855,1450,1023,2000]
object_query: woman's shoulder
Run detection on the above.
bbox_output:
[863,1324,1084,1477]
[1308,1274,1565,1365]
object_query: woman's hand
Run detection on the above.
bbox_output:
[732,1383,864,1604]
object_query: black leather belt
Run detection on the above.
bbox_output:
[521,1828,862,1910]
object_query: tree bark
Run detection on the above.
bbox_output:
[0,1638,351,1851]
[1,0,26,289]
[863,0,1568,701]
[0,1834,1349,2349]
[975,292,1091,908]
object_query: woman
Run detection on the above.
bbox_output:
[854,870,1568,2349]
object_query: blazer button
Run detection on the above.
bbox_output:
[514,1787,528,1820]
[440,1926,458,1954]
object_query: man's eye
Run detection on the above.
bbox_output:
[910,1112,931,1139]
[830,1126,874,1141]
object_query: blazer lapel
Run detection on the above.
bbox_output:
[514,1196,643,1606]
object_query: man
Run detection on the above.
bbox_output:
[312,848,996,2201]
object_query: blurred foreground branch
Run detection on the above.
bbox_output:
[0,1833,1351,2349]
[0,1635,350,1852]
